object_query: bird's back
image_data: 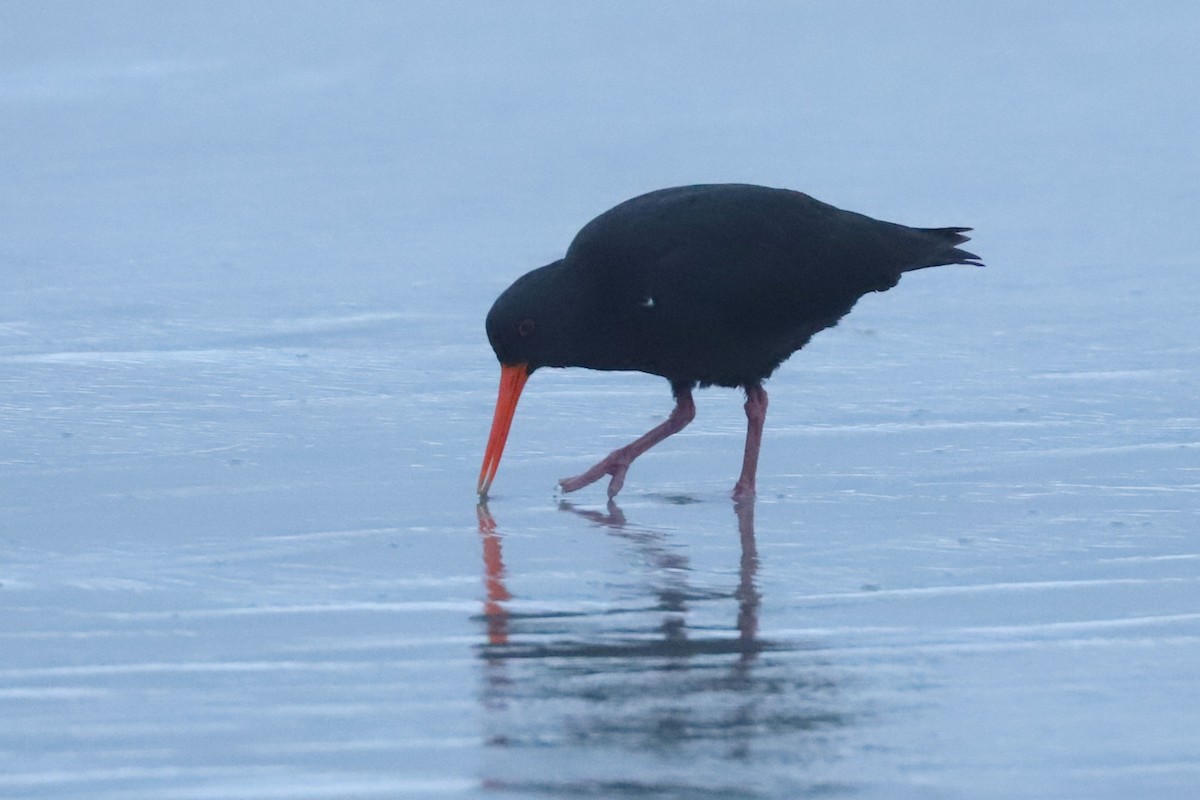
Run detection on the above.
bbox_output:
[562,184,980,388]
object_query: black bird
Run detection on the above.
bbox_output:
[478,184,982,500]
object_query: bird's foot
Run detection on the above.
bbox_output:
[730,479,756,502]
[559,452,632,498]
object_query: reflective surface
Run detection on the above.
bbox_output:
[3,3,1199,798]
[476,500,847,798]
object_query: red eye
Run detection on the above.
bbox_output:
[518,319,534,336]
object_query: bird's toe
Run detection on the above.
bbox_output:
[606,467,628,499]
[559,464,604,493]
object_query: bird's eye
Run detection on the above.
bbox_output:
[518,319,535,337]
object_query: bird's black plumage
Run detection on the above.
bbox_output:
[479,183,981,499]
[486,184,980,389]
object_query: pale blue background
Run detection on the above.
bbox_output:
[2,3,1197,798]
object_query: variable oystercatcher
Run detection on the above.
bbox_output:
[478,183,981,500]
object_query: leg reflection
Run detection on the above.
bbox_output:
[734,498,760,657]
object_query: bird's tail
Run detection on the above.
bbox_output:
[906,226,984,270]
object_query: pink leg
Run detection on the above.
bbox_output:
[559,386,696,498]
[731,384,768,501]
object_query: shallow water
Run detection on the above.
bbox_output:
[3,4,1199,798]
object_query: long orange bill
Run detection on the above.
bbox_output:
[477,363,530,497]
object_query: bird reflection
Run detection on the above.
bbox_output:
[557,497,762,667]
[474,499,846,798]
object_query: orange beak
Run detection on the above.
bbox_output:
[477,363,530,497]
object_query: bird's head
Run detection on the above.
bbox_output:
[484,259,582,371]
[478,260,578,497]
